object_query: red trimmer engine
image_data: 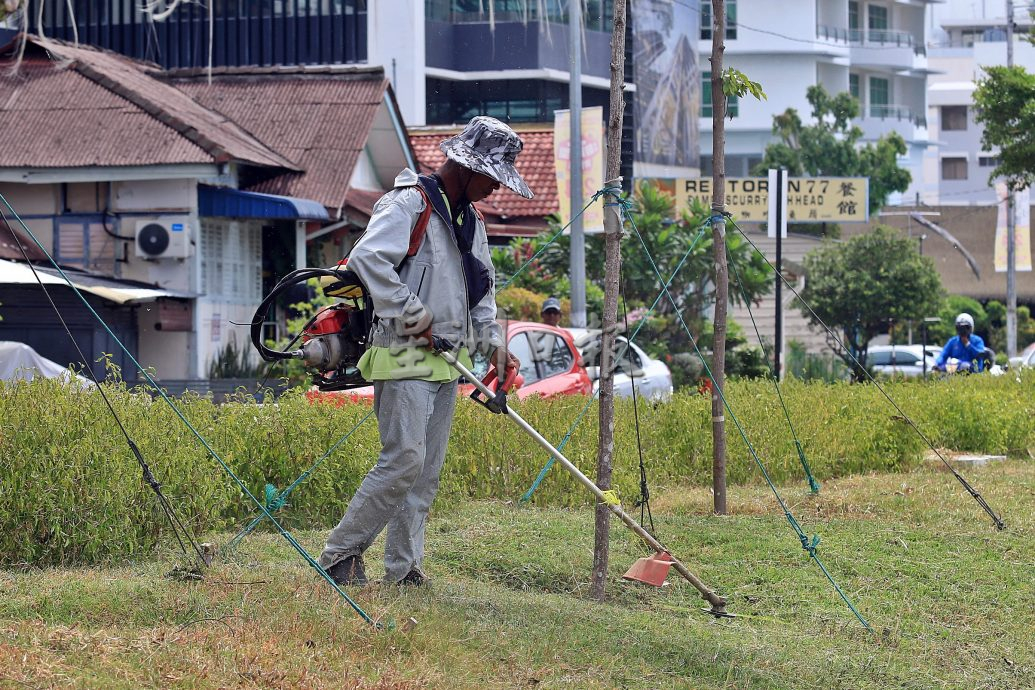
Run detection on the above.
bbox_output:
[250,267,373,391]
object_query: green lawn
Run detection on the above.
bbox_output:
[1,460,1033,689]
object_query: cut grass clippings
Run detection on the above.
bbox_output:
[1,460,1033,689]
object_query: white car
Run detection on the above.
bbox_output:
[567,328,674,401]
[866,345,939,377]
[1008,342,1035,369]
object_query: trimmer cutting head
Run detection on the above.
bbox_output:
[622,551,675,587]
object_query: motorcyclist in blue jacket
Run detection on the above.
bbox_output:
[933,313,986,372]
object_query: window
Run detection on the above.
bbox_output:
[848,1,859,31]
[891,352,919,366]
[941,105,968,131]
[869,76,889,117]
[200,219,262,302]
[615,340,644,376]
[849,73,860,101]
[979,156,1000,168]
[702,71,738,118]
[941,157,968,181]
[868,351,890,366]
[701,0,736,40]
[505,333,540,384]
[868,4,888,31]
[527,331,574,378]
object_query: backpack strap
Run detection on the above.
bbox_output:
[407,185,434,257]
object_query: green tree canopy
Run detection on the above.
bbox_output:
[799,226,944,379]
[755,85,912,218]
[973,65,1035,191]
[492,182,773,355]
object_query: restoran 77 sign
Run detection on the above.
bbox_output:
[652,177,870,223]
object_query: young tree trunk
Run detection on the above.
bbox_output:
[590,0,627,602]
[709,0,729,516]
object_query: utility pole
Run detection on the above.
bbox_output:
[1005,0,1018,357]
[710,0,729,516]
[569,0,587,328]
[591,0,627,602]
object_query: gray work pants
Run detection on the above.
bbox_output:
[319,378,458,582]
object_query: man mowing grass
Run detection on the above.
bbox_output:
[318,117,532,587]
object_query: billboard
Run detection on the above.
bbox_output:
[632,0,700,177]
[651,177,871,224]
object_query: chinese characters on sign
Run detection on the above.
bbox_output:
[651,177,870,223]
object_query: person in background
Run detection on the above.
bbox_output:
[934,312,987,372]
[541,296,562,327]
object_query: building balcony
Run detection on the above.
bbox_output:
[857,104,928,142]
[816,24,852,44]
[849,29,927,71]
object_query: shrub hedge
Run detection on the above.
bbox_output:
[2,372,1033,565]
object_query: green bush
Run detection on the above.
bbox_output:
[2,372,1033,566]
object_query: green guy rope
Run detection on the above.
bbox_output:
[725,241,820,494]
[519,220,708,502]
[0,192,378,628]
[615,191,872,632]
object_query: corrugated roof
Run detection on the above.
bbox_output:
[0,57,210,168]
[0,36,297,171]
[409,127,559,221]
[173,73,391,213]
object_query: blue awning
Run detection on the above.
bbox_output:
[198,185,330,221]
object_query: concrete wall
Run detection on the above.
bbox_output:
[368,0,426,125]
[843,207,1035,302]
[0,183,58,255]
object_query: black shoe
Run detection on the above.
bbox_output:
[397,568,430,587]
[327,555,367,586]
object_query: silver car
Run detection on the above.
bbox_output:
[567,328,674,401]
[866,345,939,377]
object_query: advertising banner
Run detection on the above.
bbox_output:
[995,183,1033,272]
[554,106,605,234]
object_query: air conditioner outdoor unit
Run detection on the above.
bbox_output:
[135,217,194,259]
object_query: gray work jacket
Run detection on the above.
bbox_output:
[347,168,504,354]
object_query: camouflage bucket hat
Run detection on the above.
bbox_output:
[440,116,534,199]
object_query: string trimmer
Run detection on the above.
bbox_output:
[431,337,730,618]
[249,268,729,617]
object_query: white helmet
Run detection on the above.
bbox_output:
[955,313,974,329]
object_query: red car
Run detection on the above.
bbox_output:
[308,320,592,405]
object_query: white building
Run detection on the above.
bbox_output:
[698,0,935,202]
[923,3,1035,205]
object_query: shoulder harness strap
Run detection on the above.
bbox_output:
[408,185,434,257]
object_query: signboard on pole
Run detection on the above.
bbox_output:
[554,106,605,234]
[767,169,788,238]
[650,177,870,223]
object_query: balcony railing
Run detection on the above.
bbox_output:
[816,24,851,43]
[865,103,926,128]
[848,28,918,47]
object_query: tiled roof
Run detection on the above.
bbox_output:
[0,36,296,170]
[409,127,559,222]
[172,69,391,215]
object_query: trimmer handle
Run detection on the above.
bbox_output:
[469,363,516,414]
